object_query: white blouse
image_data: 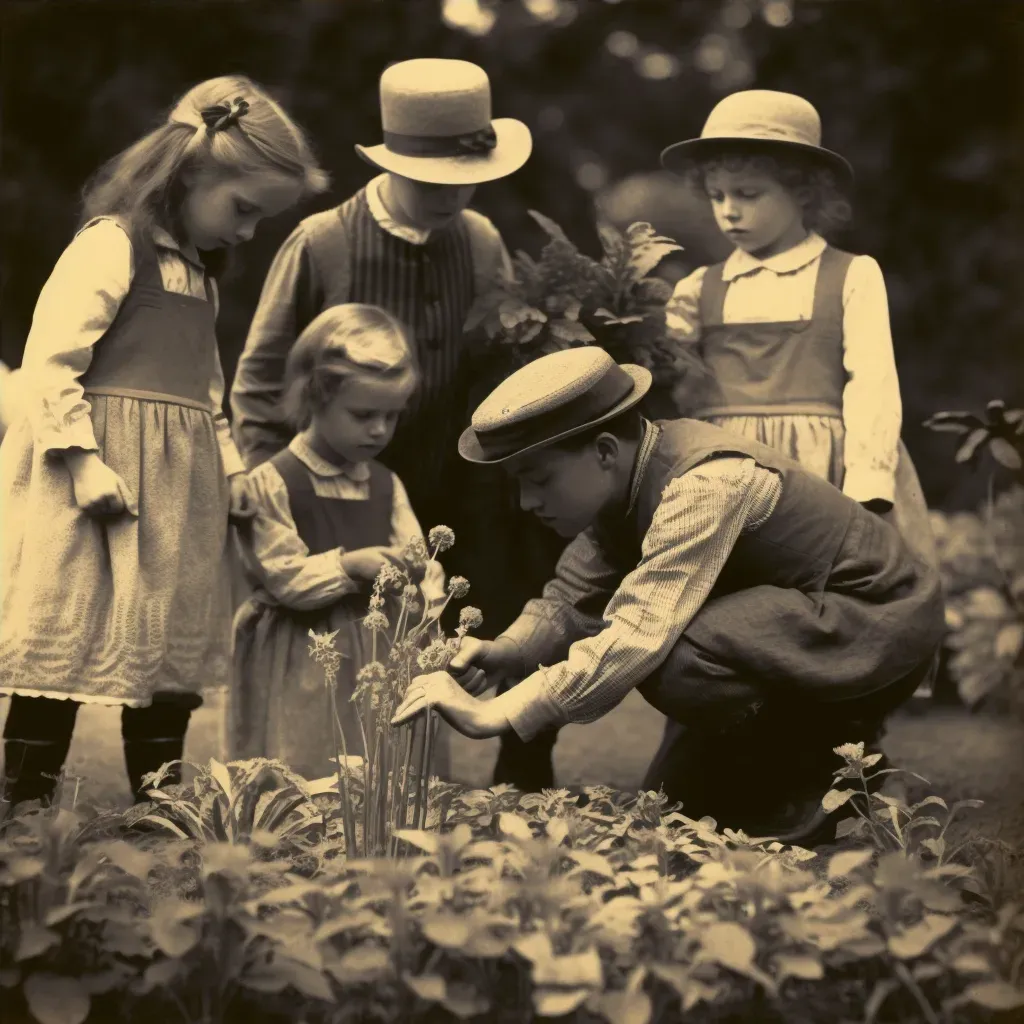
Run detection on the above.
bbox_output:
[664,233,902,504]
[16,217,244,475]
[239,430,446,612]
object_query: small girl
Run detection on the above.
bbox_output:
[0,75,328,809]
[661,90,935,566]
[230,303,451,781]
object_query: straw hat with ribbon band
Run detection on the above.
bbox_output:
[459,348,652,465]
[661,90,853,185]
[356,58,533,186]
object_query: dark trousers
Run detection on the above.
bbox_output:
[494,619,931,836]
[2,692,200,807]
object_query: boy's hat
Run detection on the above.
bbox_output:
[458,348,652,464]
[355,59,533,186]
[660,90,853,183]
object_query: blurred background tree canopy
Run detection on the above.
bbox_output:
[1,0,1021,509]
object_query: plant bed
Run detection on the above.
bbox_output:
[2,745,1022,1024]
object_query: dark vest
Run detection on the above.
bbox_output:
[600,419,929,606]
[270,448,394,555]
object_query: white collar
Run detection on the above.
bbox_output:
[151,227,206,271]
[721,232,827,282]
[289,430,371,482]
[365,174,433,246]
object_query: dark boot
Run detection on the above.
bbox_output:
[2,696,80,811]
[121,692,202,803]
[493,727,558,792]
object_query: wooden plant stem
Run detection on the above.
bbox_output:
[328,684,357,857]
[413,710,436,830]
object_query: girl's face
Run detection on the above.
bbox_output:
[310,374,414,465]
[180,168,303,251]
[704,166,807,259]
[385,174,476,231]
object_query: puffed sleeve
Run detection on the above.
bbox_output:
[663,265,707,344]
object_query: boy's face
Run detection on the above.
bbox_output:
[704,166,806,259]
[387,174,477,231]
[312,375,413,464]
[506,436,626,538]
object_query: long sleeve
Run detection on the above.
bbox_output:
[663,266,707,344]
[389,474,446,610]
[493,458,782,742]
[840,256,901,505]
[207,284,245,476]
[21,219,133,455]
[499,527,624,673]
[230,224,325,469]
[239,460,359,611]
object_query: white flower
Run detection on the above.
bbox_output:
[447,576,470,599]
[428,525,456,552]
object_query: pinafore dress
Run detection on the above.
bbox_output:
[230,450,453,781]
[694,246,937,570]
[0,231,232,706]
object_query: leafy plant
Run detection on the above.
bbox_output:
[465,212,703,395]
[924,400,1024,471]
[307,526,481,860]
[127,757,328,851]
[930,486,1024,709]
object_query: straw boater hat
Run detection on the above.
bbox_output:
[458,348,652,464]
[660,90,853,184]
[356,58,533,186]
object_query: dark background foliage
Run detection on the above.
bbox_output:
[1,0,1021,509]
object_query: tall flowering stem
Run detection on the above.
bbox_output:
[307,525,480,859]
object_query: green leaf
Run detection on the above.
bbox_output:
[405,972,446,1002]
[700,921,756,973]
[827,849,873,879]
[550,319,596,345]
[16,922,59,961]
[989,437,1023,469]
[963,980,1024,1010]
[44,901,100,927]
[422,912,473,950]
[923,411,982,434]
[956,427,992,463]
[529,210,573,244]
[887,914,957,959]
[150,899,202,958]
[821,789,854,813]
[325,945,391,985]
[996,622,1024,659]
[392,829,439,854]
[534,987,591,1017]
[587,989,653,1024]
[568,849,616,878]
[533,948,603,988]
[773,953,823,981]
[951,953,991,974]
[498,812,533,842]
[273,956,334,1003]
[23,973,90,1024]
[513,931,554,963]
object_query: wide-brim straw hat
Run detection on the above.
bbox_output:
[660,90,853,184]
[458,347,652,465]
[356,58,533,186]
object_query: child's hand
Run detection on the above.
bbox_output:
[341,546,407,584]
[228,472,256,524]
[66,452,138,517]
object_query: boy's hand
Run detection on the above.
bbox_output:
[341,546,407,584]
[449,637,524,696]
[391,671,511,739]
[228,472,256,523]
[66,451,138,517]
